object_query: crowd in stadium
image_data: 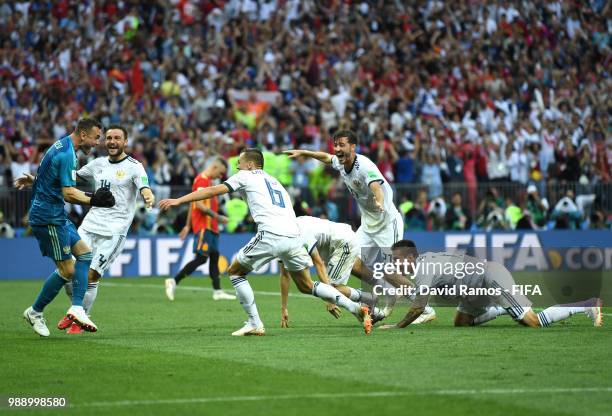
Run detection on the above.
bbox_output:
[0,0,609,235]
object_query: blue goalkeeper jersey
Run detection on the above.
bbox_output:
[28,136,78,226]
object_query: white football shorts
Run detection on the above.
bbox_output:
[326,240,359,286]
[78,228,126,276]
[236,231,313,272]
[356,210,404,267]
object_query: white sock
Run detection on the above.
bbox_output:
[83,282,99,315]
[372,306,386,320]
[537,306,586,327]
[312,281,359,314]
[347,287,361,301]
[473,306,506,326]
[230,276,262,326]
[346,287,375,304]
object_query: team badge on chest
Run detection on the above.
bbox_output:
[115,170,126,179]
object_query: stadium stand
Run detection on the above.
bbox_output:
[0,0,609,232]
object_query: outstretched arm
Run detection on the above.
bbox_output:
[159,184,230,211]
[395,305,426,328]
[280,264,291,328]
[284,149,333,164]
[195,201,229,224]
[381,294,428,329]
[311,247,329,284]
[62,186,116,207]
[311,247,341,319]
[62,186,92,205]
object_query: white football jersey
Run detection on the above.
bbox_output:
[331,154,400,232]
[296,216,355,261]
[77,155,148,236]
[224,169,299,237]
[412,252,487,298]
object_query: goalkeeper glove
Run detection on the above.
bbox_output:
[87,188,116,208]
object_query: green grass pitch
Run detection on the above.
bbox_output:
[1,276,610,416]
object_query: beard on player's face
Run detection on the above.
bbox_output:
[106,137,126,157]
[106,144,124,155]
[334,143,352,164]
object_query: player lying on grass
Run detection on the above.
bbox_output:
[15,118,115,337]
[285,130,436,323]
[279,216,433,327]
[159,148,372,336]
[18,125,155,334]
[380,240,603,329]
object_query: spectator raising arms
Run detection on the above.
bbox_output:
[0,1,609,231]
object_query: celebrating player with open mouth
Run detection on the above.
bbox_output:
[159,148,372,336]
[285,130,436,323]
[18,124,155,334]
[15,118,116,337]
[58,125,155,333]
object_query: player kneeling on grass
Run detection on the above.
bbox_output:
[159,148,372,336]
[380,240,603,329]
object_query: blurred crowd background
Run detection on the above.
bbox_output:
[0,0,610,237]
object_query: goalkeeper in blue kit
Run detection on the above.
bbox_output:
[15,118,116,337]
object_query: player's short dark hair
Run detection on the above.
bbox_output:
[76,118,102,135]
[241,148,264,169]
[391,240,418,257]
[216,157,228,170]
[332,129,358,145]
[106,124,128,141]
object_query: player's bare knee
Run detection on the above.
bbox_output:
[57,261,75,279]
[296,280,313,294]
[289,272,313,293]
[227,261,247,276]
[72,240,92,257]
[88,269,101,283]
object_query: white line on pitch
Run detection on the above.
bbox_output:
[69,387,612,408]
[102,281,297,297]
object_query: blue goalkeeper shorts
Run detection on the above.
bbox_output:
[31,220,81,261]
